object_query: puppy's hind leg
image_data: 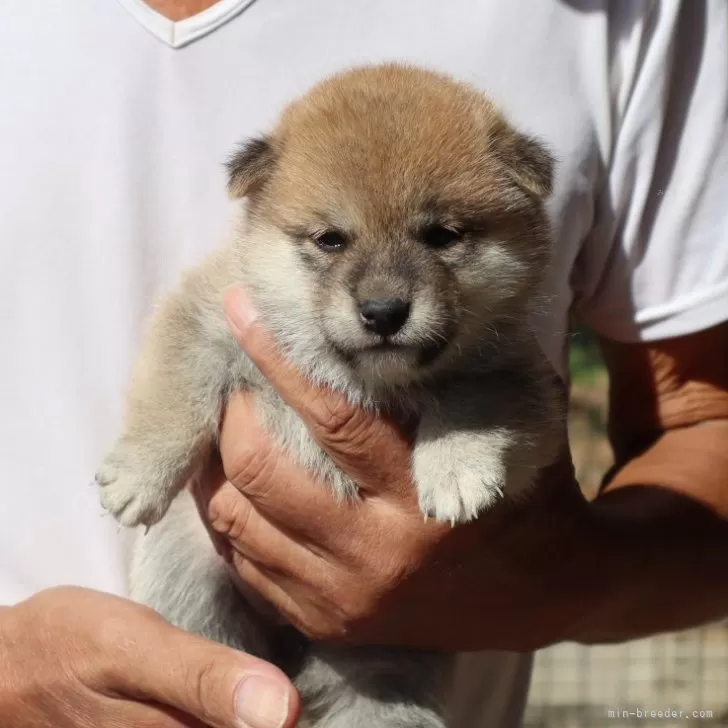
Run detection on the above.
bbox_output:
[130,488,274,659]
[296,646,451,728]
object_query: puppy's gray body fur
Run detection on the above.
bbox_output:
[97,65,563,727]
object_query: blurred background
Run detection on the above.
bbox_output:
[523,327,728,728]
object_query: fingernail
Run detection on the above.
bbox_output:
[235,675,290,728]
[225,288,258,336]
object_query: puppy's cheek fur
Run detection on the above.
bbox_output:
[459,243,533,312]
[407,288,451,345]
[319,283,363,352]
[238,226,322,348]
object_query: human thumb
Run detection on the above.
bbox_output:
[122,617,300,728]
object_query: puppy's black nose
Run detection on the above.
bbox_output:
[359,298,411,337]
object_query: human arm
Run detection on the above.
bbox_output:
[194,4,728,648]
[574,321,728,642]
[192,294,728,651]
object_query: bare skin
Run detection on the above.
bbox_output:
[192,289,728,650]
[144,0,221,22]
[0,587,299,728]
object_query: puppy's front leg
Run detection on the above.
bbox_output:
[96,270,236,528]
[414,418,510,525]
[413,368,561,525]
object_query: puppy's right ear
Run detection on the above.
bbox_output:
[226,137,276,199]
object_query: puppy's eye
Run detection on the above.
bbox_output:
[421,224,462,249]
[313,230,348,251]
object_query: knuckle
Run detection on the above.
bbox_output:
[224,442,275,494]
[209,489,253,542]
[86,615,141,688]
[320,583,377,634]
[307,622,350,642]
[339,566,402,629]
[296,609,350,642]
[340,593,376,627]
[186,658,221,724]
[30,587,91,637]
[308,393,371,445]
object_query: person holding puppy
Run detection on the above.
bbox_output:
[1,1,727,727]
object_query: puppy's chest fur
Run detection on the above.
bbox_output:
[253,389,359,497]
[226,338,432,503]
[218,323,373,499]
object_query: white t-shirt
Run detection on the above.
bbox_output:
[1,1,726,725]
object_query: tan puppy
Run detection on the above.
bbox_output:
[97,64,562,727]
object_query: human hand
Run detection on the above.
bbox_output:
[0,586,299,728]
[193,289,601,652]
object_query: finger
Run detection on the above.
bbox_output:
[218,392,372,538]
[220,384,415,504]
[230,553,341,641]
[116,616,300,728]
[223,289,415,492]
[192,471,338,622]
[190,457,233,561]
[219,391,436,555]
[232,554,307,630]
[204,479,334,572]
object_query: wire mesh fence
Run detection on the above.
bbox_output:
[526,624,728,727]
[524,335,728,727]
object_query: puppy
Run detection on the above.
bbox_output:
[96,64,563,727]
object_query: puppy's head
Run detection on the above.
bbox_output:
[228,65,554,391]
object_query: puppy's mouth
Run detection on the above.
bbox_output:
[328,336,448,369]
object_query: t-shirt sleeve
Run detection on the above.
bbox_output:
[572,0,728,342]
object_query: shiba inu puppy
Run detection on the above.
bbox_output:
[97,64,562,727]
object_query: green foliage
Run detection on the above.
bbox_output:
[569,325,605,383]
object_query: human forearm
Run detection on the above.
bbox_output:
[573,420,728,643]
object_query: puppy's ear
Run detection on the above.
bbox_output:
[495,131,554,199]
[226,137,276,199]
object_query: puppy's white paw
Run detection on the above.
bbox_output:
[96,453,173,528]
[416,461,505,525]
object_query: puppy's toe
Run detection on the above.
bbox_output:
[96,456,169,528]
[418,465,505,525]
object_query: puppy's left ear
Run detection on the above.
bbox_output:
[226,137,276,199]
[496,131,554,199]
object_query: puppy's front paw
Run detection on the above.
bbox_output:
[96,449,175,528]
[416,460,506,525]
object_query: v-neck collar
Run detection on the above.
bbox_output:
[117,0,258,48]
